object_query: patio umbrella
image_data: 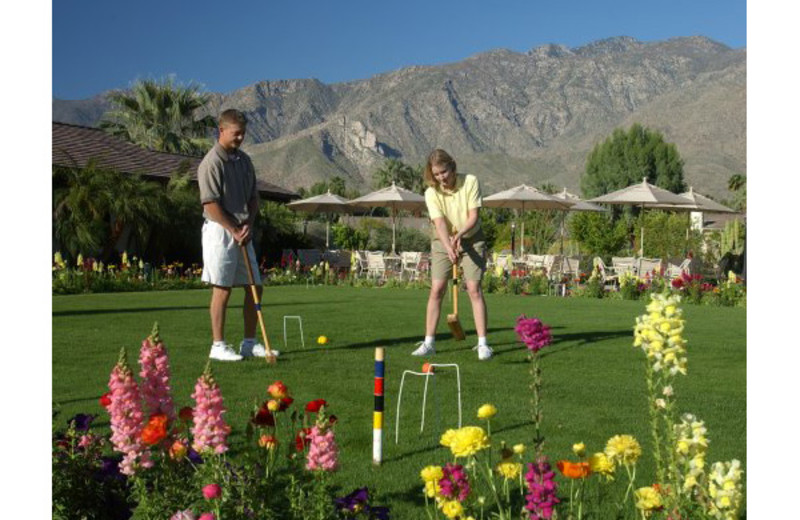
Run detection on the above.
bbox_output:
[551,187,606,257]
[588,178,692,256]
[348,182,426,254]
[287,190,352,248]
[483,184,570,255]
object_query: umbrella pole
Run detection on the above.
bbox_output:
[326,217,330,249]
[392,209,397,255]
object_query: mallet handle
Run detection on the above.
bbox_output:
[240,244,275,360]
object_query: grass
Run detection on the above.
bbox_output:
[52,285,746,517]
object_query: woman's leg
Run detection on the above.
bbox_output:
[465,279,487,337]
[426,279,449,336]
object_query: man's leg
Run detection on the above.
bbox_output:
[210,285,232,342]
[243,284,262,339]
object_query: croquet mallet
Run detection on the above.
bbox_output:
[240,243,277,363]
[446,262,466,341]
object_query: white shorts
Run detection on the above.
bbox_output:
[201,220,262,287]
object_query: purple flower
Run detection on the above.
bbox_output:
[438,463,470,502]
[335,487,369,511]
[524,457,560,519]
[68,413,95,431]
[515,316,552,353]
[187,448,204,464]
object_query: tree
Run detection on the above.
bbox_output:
[53,160,167,261]
[372,159,424,193]
[100,78,216,156]
[568,211,629,258]
[727,174,746,212]
[581,124,686,198]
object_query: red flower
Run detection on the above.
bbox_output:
[99,392,112,408]
[279,396,294,411]
[141,413,169,446]
[252,405,275,427]
[305,399,327,413]
[328,414,338,425]
[178,406,193,422]
[295,427,312,451]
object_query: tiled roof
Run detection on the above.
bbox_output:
[52,122,298,201]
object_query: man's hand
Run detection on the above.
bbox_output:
[234,224,252,245]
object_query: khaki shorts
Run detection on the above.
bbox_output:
[430,235,487,281]
[201,220,261,287]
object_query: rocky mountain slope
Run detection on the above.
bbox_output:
[53,36,745,199]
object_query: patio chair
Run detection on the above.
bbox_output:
[297,249,323,271]
[637,257,664,278]
[592,257,618,289]
[353,250,369,277]
[611,256,637,276]
[665,258,691,279]
[545,255,565,296]
[401,251,423,281]
[366,251,387,280]
[525,254,546,271]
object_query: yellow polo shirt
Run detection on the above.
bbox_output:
[424,173,482,239]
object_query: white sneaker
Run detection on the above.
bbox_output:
[411,342,435,356]
[474,344,493,361]
[209,343,243,362]
[240,341,280,358]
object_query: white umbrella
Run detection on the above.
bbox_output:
[287,191,352,248]
[483,184,570,255]
[588,178,692,256]
[348,182,426,254]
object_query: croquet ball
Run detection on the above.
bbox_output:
[422,362,434,373]
[317,335,328,345]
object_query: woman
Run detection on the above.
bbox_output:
[412,149,492,360]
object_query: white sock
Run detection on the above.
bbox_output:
[478,336,488,347]
[425,336,435,346]
[213,340,227,348]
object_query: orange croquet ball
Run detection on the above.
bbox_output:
[422,362,434,373]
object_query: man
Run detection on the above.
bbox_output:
[198,109,278,361]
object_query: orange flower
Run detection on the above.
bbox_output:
[169,439,188,459]
[258,434,279,450]
[557,460,592,479]
[267,381,288,399]
[141,413,169,446]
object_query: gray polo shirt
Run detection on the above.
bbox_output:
[198,142,259,225]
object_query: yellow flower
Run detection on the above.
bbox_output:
[440,426,490,458]
[634,486,662,512]
[267,399,280,412]
[420,465,443,482]
[496,461,522,480]
[477,404,497,420]
[572,442,586,457]
[440,500,464,519]
[605,435,642,466]
[588,452,615,479]
[513,443,526,455]
[317,336,328,345]
[424,480,440,498]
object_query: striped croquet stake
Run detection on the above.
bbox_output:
[373,347,385,465]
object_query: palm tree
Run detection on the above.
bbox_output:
[727,174,746,193]
[53,160,167,261]
[372,159,425,193]
[727,174,746,212]
[100,78,217,156]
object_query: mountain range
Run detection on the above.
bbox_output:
[52,36,746,200]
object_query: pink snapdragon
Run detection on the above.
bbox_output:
[169,510,196,520]
[515,316,552,353]
[305,425,339,472]
[138,322,176,423]
[107,347,153,475]
[191,363,231,455]
[524,457,560,519]
[439,463,470,502]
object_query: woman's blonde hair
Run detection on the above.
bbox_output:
[423,148,457,189]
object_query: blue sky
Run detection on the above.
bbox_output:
[53,0,746,99]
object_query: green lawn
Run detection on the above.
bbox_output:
[52,286,746,517]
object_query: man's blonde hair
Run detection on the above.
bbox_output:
[218,109,247,128]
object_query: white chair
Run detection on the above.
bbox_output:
[400,251,423,280]
[637,257,664,277]
[612,256,637,276]
[366,251,386,280]
[666,258,691,279]
[353,250,370,277]
[562,256,581,280]
[593,257,618,288]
